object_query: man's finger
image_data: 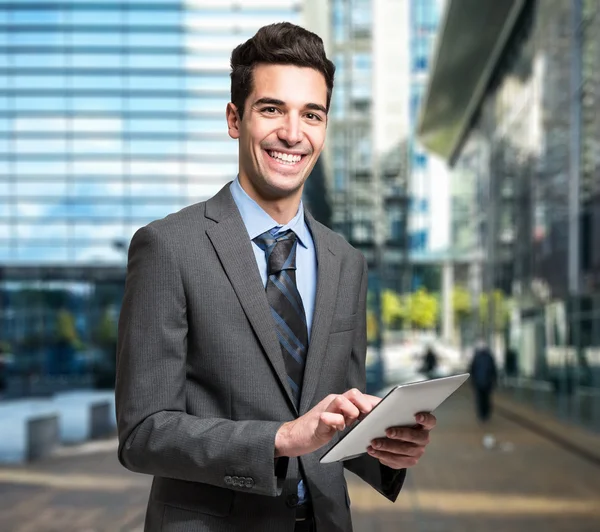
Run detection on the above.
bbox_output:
[326,395,361,422]
[342,388,379,415]
[414,412,437,430]
[370,439,425,457]
[367,448,419,468]
[318,412,347,434]
[385,427,430,445]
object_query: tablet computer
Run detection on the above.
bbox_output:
[319,373,469,464]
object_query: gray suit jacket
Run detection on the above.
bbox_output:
[115,184,405,532]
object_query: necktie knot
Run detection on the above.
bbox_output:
[254,229,298,276]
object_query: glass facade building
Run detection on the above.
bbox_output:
[408,0,442,254]
[0,1,303,391]
[423,0,600,430]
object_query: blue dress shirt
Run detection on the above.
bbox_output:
[230,177,316,504]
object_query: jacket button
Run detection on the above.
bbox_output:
[244,477,254,488]
[286,494,299,508]
[224,476,232,486]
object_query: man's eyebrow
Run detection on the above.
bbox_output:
[253,98,327,115]
[253,97,285,107]
[306,103,327,115]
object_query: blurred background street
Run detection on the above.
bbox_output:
[1,379,599,531]
[2,0,600,529]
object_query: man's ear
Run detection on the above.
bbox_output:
[226,103,241,139]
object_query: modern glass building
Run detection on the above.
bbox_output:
[327,0,447,297]
[408,0,444,255]
[419,0,600,430]
[0,0,309,392]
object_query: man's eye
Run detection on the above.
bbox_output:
[262,107,278,114]
[306,113,322,121]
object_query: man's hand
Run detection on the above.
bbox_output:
[275,389,380,458]
[366,412,436,469]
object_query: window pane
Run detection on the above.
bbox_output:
[71,138,123,154]
[128,139,182,156]
[185,140,236,155]
[71,97,123,112]
[128,54,182,69]
[70,75,125,90]
[130,181,181,197]
[72,161,124,176]
[185,118,226,134]
[12,75,67,89]
[126,33,181,47]
[16,222,69,239]
[71,182,125,197]
[127,97,182,112]
[14,96,68,112]
[8,32,66,47]
[73,222,123,239]
[71,54,123,69]
[14,138,68,154]
[10,10,67,25]
[126,117,181,133]
[69,11,123,26]
[127,75,181,91]
[11,53,67,68]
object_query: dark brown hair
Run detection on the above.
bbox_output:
[230,22,335,119]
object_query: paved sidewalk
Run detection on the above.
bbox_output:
[348,389,600,531]
[0,389,599,531]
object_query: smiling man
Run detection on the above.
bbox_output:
[115,22,436,532]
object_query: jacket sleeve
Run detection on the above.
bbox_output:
[115,225,288,496]
[342,254,406,502]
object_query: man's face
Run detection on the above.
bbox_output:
[227,63,328,201]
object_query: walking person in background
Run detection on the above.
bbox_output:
[421,344,439,379]
[469,339,498,449]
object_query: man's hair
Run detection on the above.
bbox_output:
[230,22,335,119]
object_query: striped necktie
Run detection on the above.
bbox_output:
[253,229,308,407]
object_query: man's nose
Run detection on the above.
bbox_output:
[278,115,303,145]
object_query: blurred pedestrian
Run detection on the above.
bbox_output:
[504,346,518,378]
[115,22,437,532]
[469,340,498,449]
[421,345,438,379]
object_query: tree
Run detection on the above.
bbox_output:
[94,308,117,349]
[405,288,439,330]
[479,290,509,332]
[56,309,83,350]
[382,289,405,329]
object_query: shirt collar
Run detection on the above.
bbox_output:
[229,177,309,248]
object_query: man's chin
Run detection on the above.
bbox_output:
[262,176,305,199]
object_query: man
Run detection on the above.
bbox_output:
[116,22,436,532]
[469,340,498,449]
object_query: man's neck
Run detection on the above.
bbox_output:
[238,176,302,225]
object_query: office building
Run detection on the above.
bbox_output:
[419,0,600,429]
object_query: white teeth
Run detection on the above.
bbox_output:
[268,150,302,164]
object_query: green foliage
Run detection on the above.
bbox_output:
[406,288,439,330]
[56,309,84,350]
[452,285,472,324]
[382,289,405,329]
[0,340,11,353]
[94,308,117,348]
[479,290,509,332]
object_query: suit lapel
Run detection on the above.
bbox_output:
[299,211,341,414]
[205,184,298,412]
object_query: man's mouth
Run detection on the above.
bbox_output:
[266,150,306,166]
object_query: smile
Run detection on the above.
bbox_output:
[266,150,305,165]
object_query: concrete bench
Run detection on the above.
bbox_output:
[52,390,116,444]
[0,399,60,463]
